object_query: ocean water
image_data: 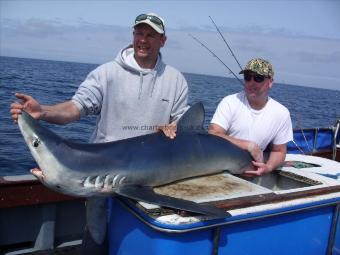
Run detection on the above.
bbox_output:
[1,56,339,176]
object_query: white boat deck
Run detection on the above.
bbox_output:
[137,154,340,225]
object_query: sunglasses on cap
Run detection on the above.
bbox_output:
[135,14,164,30]
[244,73,269,83]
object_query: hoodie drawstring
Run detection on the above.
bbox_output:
[138,71,157,99]
[138,72,143,99]
[150,71,157,98]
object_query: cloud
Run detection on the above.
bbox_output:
[295,50,340,64]
[2,18,66,38]
[165,27,340,89]
[1,18,340,90]
[1,18,132,63]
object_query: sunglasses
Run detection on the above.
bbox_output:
[135,14,164,30]
[244,73,269,83]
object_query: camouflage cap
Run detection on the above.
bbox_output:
[239,58,274,77]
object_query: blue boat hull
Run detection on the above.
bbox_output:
[108,197,339,255]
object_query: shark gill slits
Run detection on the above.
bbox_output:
[118,176,126,185]
[83,175,119,189]
[83,176,97,187]
[112,175,119,187]
[95,175,105,188]
[104,175,115,189]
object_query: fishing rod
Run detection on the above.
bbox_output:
[289,113,310,156]
[189,33,244,86]
[209,16,243,71]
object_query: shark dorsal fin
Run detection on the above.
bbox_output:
[177,102,205,133]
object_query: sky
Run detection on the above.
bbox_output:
[1,0,340,90]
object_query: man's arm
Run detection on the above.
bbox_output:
[245,143,287,176]
[39,101,81,124]
[11,93,80,125]
[208,123,263,162]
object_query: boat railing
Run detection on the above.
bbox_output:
[288,119,340,161]
[333,119,340,160]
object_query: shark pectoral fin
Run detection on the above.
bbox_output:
[116,185,229,218]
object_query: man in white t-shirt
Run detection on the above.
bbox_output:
[209,58,293,176]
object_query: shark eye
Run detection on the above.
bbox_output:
[32,138,41,148]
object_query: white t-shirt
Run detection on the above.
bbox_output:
[211,91,293,150]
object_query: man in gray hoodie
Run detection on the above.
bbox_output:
[10,13,189,254]
[11,13,188,140]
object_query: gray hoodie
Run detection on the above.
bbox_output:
[72,45,189,142]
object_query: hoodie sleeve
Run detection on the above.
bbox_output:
[72,65,105,116]
[170,73,189,123]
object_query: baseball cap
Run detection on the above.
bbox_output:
[239,58,274,77]
[134,13,165,34]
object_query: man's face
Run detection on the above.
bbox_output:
[243,71,273,100]
[133,24,166,65]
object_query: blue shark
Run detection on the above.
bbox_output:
[18,103,253,217]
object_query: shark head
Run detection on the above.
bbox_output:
[17,111,120,197]
[17,111,81,194]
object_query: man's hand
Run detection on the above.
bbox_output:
[10,93,42,122]
[247,142,263,162]
[243,161,273,177]
[244,144,287,177]
[30,168,45,182]
[241,142,268,177]
[158,122,177,139]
